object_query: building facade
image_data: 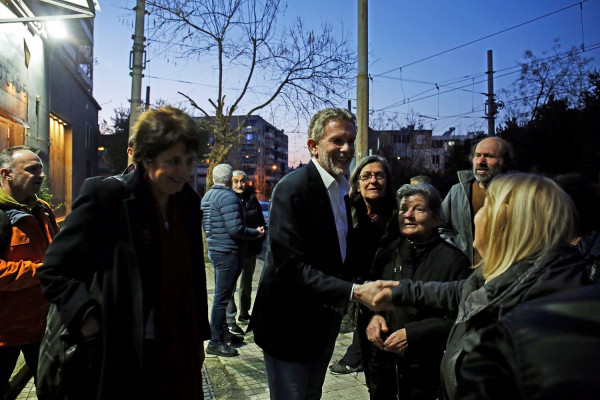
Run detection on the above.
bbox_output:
[0,0,99,219]
[375,125,479,174]
[198,115,288,200]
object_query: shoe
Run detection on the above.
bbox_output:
[238,315,251,324]
[329,360,363,374]
[224,331,244,344]
[206,342,239,357]
[228,323,245,336]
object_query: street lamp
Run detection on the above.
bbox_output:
[46,20,67,39]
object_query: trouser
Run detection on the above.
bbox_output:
[208,251,242,344]
[226,254,257,324]
[0,343,40,397]
[264,316,341,400]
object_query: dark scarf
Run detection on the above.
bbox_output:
[156,198,204,399]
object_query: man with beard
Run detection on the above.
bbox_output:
[251,108,397,399]
[0,146,59,396]
[439,137,512,264]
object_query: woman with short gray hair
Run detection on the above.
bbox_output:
[365,183,470,399]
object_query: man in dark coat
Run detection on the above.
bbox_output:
[251,108,395,399]
[226,170,266,328]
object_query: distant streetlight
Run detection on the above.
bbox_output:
[97,146,105,151]
[272,165,277,170]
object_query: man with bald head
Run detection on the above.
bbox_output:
[439,137,512,264]
[0,146,59,396]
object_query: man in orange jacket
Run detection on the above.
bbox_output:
[0,146,59,397]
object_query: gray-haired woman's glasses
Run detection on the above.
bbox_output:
[359,173,386,182]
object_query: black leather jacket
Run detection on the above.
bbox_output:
[457,285,600,399]
[389,245,591,400]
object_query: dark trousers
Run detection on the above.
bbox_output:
[226,253,257,324]
[264,316,341,400]
[209,251,242,344]
[0,343,40,396]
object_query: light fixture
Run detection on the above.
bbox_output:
[46,20,68,39]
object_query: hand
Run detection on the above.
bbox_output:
[366,314,388,350]
[257,226,265,237]
[80,315,101,338]
[352,280,399,308]
[383,328,408,355]
[370,287,396,312]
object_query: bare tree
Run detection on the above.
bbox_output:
[144,0,355,187]
[499,39,593,124]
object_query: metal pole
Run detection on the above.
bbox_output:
[356,0,369,162]
[485,49,495,135]
[129,0,146,134]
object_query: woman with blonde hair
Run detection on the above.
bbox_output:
[371,173,591,400]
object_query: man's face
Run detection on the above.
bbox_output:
[472,138,504,186]
[232,174,246,194]
[308,119,356,177]
[4,150,45,201]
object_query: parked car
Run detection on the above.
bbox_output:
[260,201,270,226]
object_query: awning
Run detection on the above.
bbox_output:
[0,0,99,24]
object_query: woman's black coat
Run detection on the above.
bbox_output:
[37,169,210,398]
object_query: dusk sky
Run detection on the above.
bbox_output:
[92,0,600,166]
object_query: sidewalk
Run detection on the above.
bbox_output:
[203,256,369,399]
[13,256,369,399]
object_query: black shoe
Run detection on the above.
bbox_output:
[224,331,245,344]
[329,360,363,374]
[228,323,245,336]
[206,342,239,357]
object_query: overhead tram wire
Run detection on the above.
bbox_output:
[372,0,590,78]
[373,41,600,114]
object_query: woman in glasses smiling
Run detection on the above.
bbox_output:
[329,156,396,378]
[365,183,471,399]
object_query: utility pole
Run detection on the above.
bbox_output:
[356,0,369,162]
[485,49,496,135]
[129,0,146,134]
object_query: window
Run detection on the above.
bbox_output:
[246,133,253,141]
[432,155,440,164]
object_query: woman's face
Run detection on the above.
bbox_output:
[473,199,489,259]
[358,161,387,202]
[144,141,196,201]
[398,194,439,242]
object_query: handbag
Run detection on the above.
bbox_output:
[37,305,102,399]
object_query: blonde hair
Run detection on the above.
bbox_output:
[479,173,577,281]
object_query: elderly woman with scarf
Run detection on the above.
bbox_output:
[366,184,471,399]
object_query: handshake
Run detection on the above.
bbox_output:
[351,280,399,311]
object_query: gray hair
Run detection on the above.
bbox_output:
[396,183,442,217]
[232,170,246,179]
[308,108,356,144]
[213,163,233,185]
[0,146,31,169]
[410,175,431,185]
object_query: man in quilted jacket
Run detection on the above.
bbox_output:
[201,163,264,357]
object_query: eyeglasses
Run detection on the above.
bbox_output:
[359,173,386,182]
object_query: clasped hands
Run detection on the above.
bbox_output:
[351,280,399,312]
